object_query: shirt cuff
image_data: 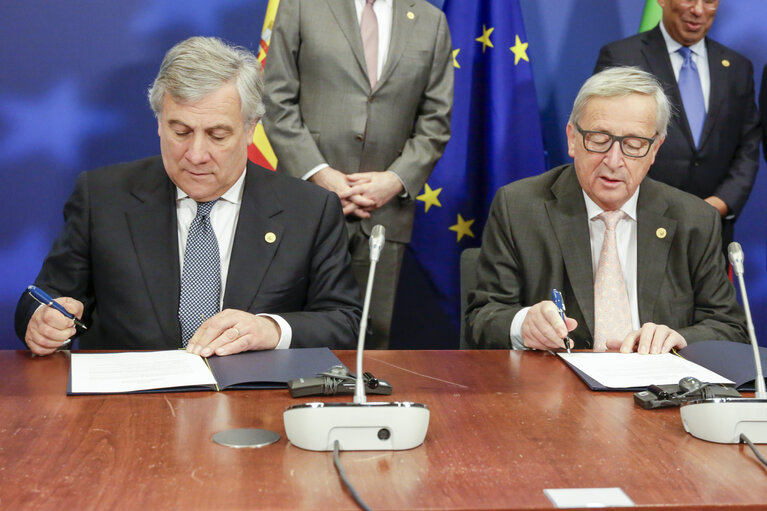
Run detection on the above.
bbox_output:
[387,170,409,198]
[509,306,531,350]
[258,313,292,349]
[302,163,329,181]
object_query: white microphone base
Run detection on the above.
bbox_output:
[283,402,429,451]
[680,398,767,443]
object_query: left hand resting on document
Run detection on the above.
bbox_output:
[606,322,687,354]
[186,310,280,357]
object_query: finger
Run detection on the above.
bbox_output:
[524,310,563,350]
[613,331,639,353]
[661,331,687,353]
[635,323,657,354]
[346,173,373,183]
[56,297,85,320]
[648,324,670,354]
[351,208,371,219]
[342,202,358,216]
[199,325,244,357]
[186,313,229,354]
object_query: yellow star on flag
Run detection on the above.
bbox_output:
[416,183,443,212]
[475,25,494,53]
[452,48,461,69]
[449,214,475,242]
[510,34,529,65]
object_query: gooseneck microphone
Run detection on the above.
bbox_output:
[679,241,767,443]
[283,225,430,451]
[728,242,766,398]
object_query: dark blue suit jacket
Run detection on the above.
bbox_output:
[15,157,361,350]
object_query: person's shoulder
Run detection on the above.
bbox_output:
[642,177,717,217]
[83,155,165,184]
[496,164,570,201]
[248,163,336,202]
[600,28,654,52]
[705,37,754,68]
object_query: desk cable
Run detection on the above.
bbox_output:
[333,440,373,511]
[739,434,767,467]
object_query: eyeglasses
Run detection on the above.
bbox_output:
[574,123,657,158]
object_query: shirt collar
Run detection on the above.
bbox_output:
[583,186,640,222]
[175,167,247,205]
[659,19,707,57]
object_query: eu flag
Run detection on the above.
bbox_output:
[409,0,546,326]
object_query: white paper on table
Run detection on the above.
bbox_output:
[70,350,217,393]
[557,352,733,388]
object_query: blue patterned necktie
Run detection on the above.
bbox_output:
[677,46,706,147]
[178,200,221,347]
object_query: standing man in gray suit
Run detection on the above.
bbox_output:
[263,0,454,349]
[467,67,746,352]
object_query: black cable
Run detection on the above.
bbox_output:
[740,433,767,467]
[333,440,373,511]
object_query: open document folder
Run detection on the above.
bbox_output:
[68,348,342,395]
[557,352,732,391]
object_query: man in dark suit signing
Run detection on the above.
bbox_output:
[262,0,453,349]
[467,67,747,352]
[594,0,760,251]
[15,37,361,356]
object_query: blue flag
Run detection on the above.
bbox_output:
[410,0,546,325]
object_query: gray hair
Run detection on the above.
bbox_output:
[148,36,264,125]
[569,66,671,139]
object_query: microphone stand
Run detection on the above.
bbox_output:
[283,225,430,451]
[679,242,767,443]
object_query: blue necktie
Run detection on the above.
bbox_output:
[677,46,706,147]
[178,200,221,347]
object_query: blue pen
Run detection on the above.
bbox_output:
[27,285,87,330]
[551,289,571,353]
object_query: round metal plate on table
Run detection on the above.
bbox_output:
[212,428,280,448]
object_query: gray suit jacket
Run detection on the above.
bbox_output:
[263,0,453,242]
[15,157,361,350]
[466,165,748,349]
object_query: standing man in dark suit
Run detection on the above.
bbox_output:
[262,0,453,349]
[594,0,760,250]
[15,36,361,356]
[467,67,746,352]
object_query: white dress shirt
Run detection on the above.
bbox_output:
[176,168,291,348]
[659,20,710,111]
[509,189,642,349]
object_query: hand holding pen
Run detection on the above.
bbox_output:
[24,285,86,356]
[551,289,573,353]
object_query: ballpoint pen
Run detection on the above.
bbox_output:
[551,289,571,353]
[27,285,87,330]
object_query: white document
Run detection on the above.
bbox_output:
[544,487,634,508]
[70,351,217,393]
[558,352,733,388]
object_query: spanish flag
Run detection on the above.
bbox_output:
[248,0,280,170]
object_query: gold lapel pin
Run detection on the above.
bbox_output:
[265,232,277,243]
[722,59,730,68]
[656,227,667,239]
[407,11,415,20]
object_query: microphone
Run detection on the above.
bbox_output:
[283,224,429,451]
[679,241,767,443]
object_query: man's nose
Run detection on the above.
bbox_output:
[185,134,211,165]
[603,139,624,168]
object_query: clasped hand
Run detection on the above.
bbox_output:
[310,167,403,218]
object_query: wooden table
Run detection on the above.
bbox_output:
[1,349,765,510]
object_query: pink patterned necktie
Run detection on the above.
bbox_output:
[360,0,378,90]
[593,210,632,351]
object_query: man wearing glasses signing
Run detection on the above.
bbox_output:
[466,67,747,353]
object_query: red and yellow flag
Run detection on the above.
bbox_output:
[248,0,280,170]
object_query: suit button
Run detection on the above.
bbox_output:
[355,134,364,141]
[368,95,375,103]
[694,162,700,167]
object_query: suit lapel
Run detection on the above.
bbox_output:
[642,27,696,150]
[636,181,676,323]
[326,0,369,84]
[699,39,725,149]
[223,164,285,311]
[125,162,181,345]
[377,0,417,90]
[545,167,596,337]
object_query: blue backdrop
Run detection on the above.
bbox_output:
[2,0,765,349]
